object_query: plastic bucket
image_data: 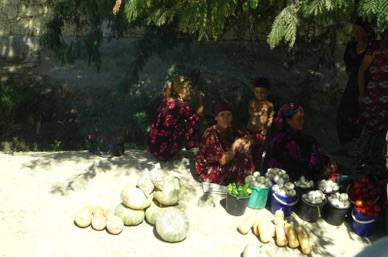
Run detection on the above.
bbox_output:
[335,175,355,193]
[225,192,250,216]
[351,207,377,236]
[248,186,271,209]
[322,201,351,226]
[296,197,326,222]
[270,189,298,217]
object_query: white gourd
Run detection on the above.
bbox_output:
[106,215,124,235]
[137,168,155,195]
[120,186,153,210]
[114,203,145,226]
[155,207,189,242]
[153,175,185,206]
[145,200,164,225]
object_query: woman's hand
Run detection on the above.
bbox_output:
[234,137,252,154]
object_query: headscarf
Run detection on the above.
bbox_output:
[162,76,192,97]
[214,99,234,116]
[353,18,375,41]
[274,103,303,130]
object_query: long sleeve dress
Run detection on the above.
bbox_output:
[146,97,202,161]
[195,125,255,185]
[336,40,368,144]
[264,128,330,181]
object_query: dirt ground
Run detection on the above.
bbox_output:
[0,147,386,257]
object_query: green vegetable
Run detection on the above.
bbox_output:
[227,182,252,197]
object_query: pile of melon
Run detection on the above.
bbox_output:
[73,164,189,242]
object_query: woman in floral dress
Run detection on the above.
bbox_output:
[355,29,388,177]
[263,103,333,181]
[195,100,254,185]
[146,76,205,161]
[335,19,374,155]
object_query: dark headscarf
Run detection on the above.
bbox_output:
[353,18,375,41]
[274,103,303,130]
[214,100,234,116]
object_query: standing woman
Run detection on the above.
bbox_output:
[195,100,255,185]
[334,18,374,155]
[146,76,205,161]
[355,29,388,177]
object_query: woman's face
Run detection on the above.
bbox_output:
[178,84,193,101]
[215,110,233,129]
[351,24,367,42]
[286,109,304,131]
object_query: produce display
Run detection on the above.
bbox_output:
[227,182,252,197]
[272,182,297,197]
[317,179,340,194]
[301,190,326,204]
[73,164,189,242]
[294,176,314,189]
[327,192,351,208]
[265,168,289,184]
[347,176,382,217]
[245,172,273,188]
[237,209,312,255]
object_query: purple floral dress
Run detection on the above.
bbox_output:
[195,125,255,185]
[359,44,388,132]
[146,97,202,161]
[264,128,330,181]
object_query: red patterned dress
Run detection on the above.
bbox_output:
[195,125,255,185]
[146,97,202,161]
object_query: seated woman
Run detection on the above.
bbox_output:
[195,100,255,185]
[146,76,205,161]
[263,103,333,181]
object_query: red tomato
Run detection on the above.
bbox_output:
[355,200,364,208]
[365,200,374,207]
[373,205,382,213]
[361,176,369,184]
[358,207,367,215]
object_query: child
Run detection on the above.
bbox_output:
[246,77,274,172]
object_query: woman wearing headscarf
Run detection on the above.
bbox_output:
[146,76,205,161]
[334,18,375,155]
[263,103,333,181]
[355,29,388,177]
[195,100,255,185]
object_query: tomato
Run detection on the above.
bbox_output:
[355,200,364,208]
[358,207,367,215]
[365,200,374,207]
[361,176,369,184]
[373,205,382,213]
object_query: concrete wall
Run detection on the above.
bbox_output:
[0,0,50,58]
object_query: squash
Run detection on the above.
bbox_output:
[149,163,165,190]
[275,223,288,247]
[103,209,114,219]
[91,213,107,231]
[145,200,164,225]
[258,220,272,243]
[153,175,185,206]
[155,207,189,242]
[274,209,285,220]
[238,213,258,235]
[93,205,105,215]
[106,215,124,235]
[114,203,145,226]
[120,186,153,210]
[285,223,299,249]
[74,208,93,228]
[295,226,312,255]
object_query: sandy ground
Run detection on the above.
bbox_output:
[0,149,386,257]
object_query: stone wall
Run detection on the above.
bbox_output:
[0,0,49,58]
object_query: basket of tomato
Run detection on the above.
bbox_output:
[347,176,379,206]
